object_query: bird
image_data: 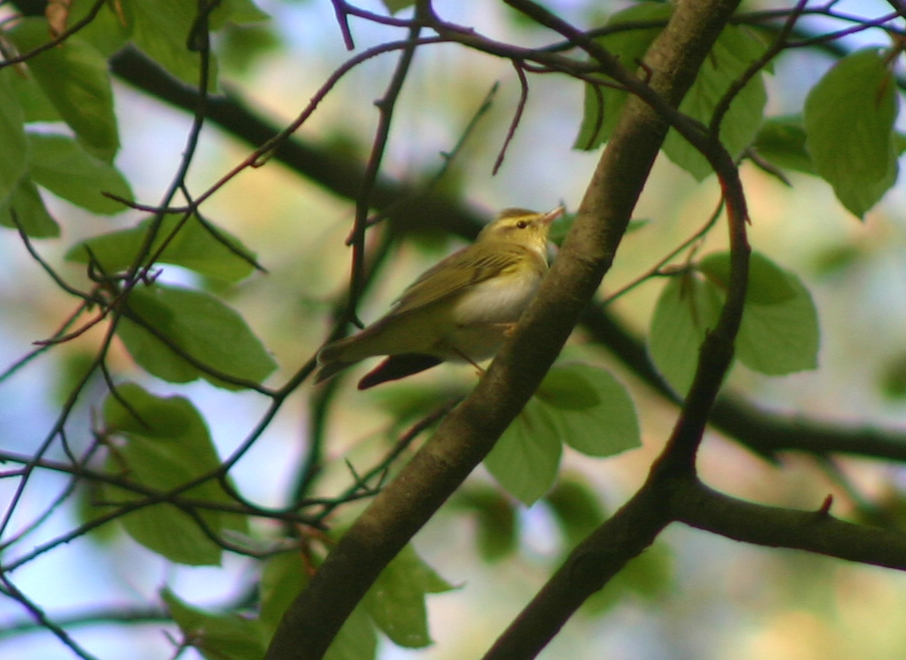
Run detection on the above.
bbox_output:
[314,206,563,389]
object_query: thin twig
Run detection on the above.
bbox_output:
[492,60,530,175]
[363,79,500,230]
[0,302,88,384]
[603,196,725,305]
[709,0,809,137]
[0,605,170,638]
[0,574,99,660]
[0,320,119,542]
[0,0,108,69]
[330,0,355,49]
[344,19,423,326]
[312,399,457,524]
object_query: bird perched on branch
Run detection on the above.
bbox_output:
[315,206,563,389]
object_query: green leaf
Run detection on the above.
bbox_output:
[548,213,647,248]
[575,80,608,152]
[260,551,379,660]
[123,0,217,87]
[10,18,119,159]
[217,23,281,74]
[735,267,820,375]
[648,255,820,394]
[455,485,518,561]
[613,542,673,601]
[545,209,578,246]
[753,115,814,174]
[647,273,723,397]
[163,589,267,660]
[804,48,899,218]
[0,68,27,207]
[484,399,563,506]
[698,251,797,304]
[370,382,463,430]
[9,65,60,123]
[324,602,378,660]
[119,0,266,87]
[895,131,906,156]
[381,0,416,14]
[540,363,641,458]
[574,3,671,150]
[662,24,768,179]
[75,482,120,544]
[545,475,606,548]
[879,353,906,400]
[27,133,132,214]
[574,9,767,174]
[696,251,820,375]
[812,243,863,275]
[211,0,271,27]
[101,383,248,565]
[66,214,259,283]
[364,544,453,648]
[259,552,308,632]
[485,364,639,504]
[535,366,600,410]
[0,177,59,238]
[66,0,131,58]
[118,503,223,566]
[117,284,277,389]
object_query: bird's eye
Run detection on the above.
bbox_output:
[516,220,528,229]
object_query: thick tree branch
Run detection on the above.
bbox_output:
[673,479,906,570]
[6,4,906,659]
[264,0,743,658]
[488,467,906,660]
[482,0,747,656]
[484,480,672,660]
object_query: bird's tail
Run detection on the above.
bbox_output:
[313,359,353,384]
[313,337,357,384]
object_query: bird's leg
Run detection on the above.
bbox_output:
[453,348,486,377]
[451,321,518,378]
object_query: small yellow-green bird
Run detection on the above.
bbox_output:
[315,207,563,389]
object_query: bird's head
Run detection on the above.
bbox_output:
[477,207,564,254]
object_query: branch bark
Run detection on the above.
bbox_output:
[264,0,743,658]
[482,0,747,655]
[673,479,906,570]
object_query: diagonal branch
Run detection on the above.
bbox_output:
[482,0,748,655]
[263,0,742,658]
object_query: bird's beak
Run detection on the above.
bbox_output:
[541,206,565,226]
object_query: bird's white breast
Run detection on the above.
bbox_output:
[452,266,544,325]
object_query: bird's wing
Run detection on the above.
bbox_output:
[392,243,528,315]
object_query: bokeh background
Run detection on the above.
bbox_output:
[3,1,906,658]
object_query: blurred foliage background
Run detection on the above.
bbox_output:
[2,1,906,659]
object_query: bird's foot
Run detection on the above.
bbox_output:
[452,348,485,376]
